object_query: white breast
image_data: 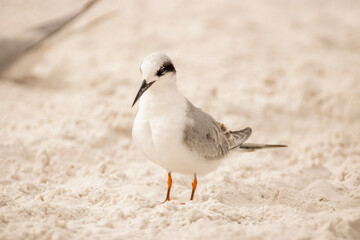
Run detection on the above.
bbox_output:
[132,82,222,176]
[132,116,157,163]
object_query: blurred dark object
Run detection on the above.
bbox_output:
[0,0,99,81]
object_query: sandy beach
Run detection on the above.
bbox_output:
[1,0,360,239]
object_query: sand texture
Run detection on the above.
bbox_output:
[1,0,360,239]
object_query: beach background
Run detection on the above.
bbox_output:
[1,0,360,239]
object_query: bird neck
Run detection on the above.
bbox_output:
[151,75,177,92]
[138,78,185,116]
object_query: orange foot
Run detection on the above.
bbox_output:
[162,172,172,203]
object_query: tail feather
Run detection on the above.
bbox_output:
[228,126,287,151]
[229,127,252,149]
[239,143,287,151]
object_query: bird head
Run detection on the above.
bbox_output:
[132,52,176,107]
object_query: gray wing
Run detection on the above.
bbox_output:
[183,100,251,160]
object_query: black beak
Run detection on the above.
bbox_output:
[132,80,155,107]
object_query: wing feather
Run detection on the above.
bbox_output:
[183,100,248,160]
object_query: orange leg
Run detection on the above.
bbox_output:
[190,174,197,201]
[163,172,172,203]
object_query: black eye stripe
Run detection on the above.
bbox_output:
[156,61,176,76]
[157,67,166,76]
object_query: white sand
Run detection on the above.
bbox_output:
[1,0,360,239]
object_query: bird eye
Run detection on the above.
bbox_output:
[155,61,176,77]
[156,68,166,76]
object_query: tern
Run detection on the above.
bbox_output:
[132,52,286,202]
